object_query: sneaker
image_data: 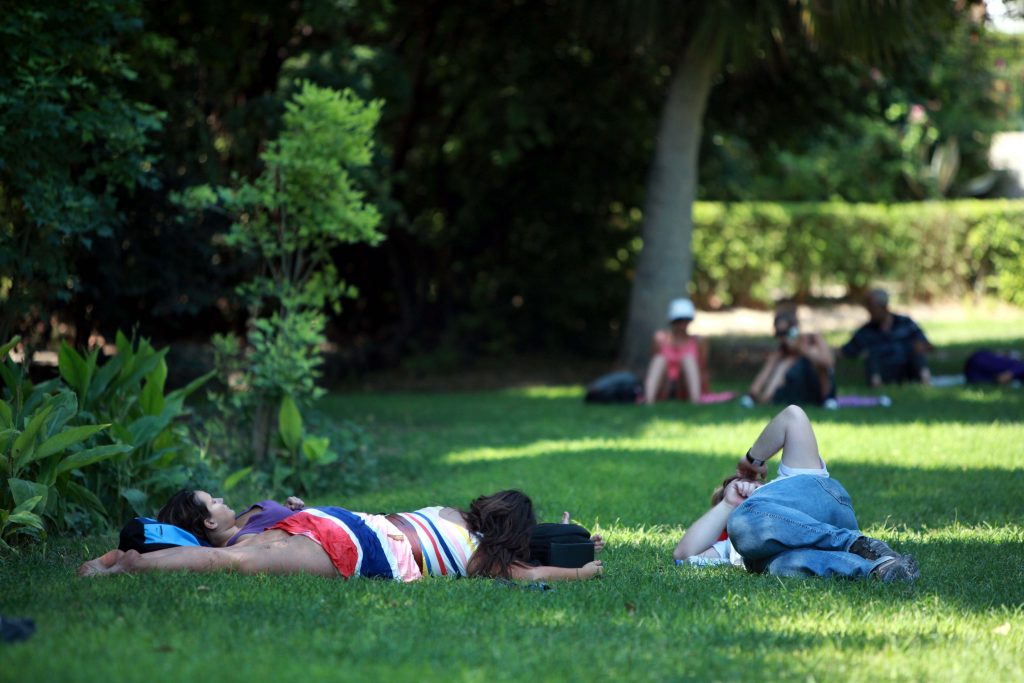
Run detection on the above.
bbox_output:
[872,554,920,583]
[850,536,898,561]
[739,394,755,409]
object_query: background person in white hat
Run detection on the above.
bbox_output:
[644,297,708,404]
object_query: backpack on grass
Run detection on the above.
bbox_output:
[529,522,594,567]
[584,371,642,404]
[118,517,209,553]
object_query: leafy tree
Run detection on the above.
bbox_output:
[180,81,383,473]
[0,0,162,343]
[604,1,960,371]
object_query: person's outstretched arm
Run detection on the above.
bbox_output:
[510,560,604,581]
[735,405,823,480]
[673,479,760,560]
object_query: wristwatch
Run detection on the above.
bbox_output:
[745,450,765,467]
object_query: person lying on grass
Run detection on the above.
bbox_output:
[673,405,919,582]
[78,489,605,582]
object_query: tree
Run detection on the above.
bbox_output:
[180,81,383,473]
[614,1,957,372]
[0,0,162,344]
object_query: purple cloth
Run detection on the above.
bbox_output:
[226,500,297,546]
[835,396,887,408]
[964,350,1024,384]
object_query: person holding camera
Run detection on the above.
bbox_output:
[741,309,835,408]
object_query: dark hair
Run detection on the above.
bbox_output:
[774,309,798,329]
[462,490,537,579]
[157,490,211,542]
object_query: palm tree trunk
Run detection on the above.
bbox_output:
[621,44,719,373]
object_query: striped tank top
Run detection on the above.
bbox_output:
[389,506,481,577]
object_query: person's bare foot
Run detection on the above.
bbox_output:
[77,549,124,577]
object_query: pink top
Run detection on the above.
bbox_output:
[656,332,699,381]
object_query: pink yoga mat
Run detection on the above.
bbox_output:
[699,391,737,404]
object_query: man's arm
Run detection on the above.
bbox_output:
[905,317,934,352]
[840,328,865,359]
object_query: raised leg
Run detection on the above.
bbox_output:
[644,354,667,404]
[747,404,822,470]
[680,354,701,404]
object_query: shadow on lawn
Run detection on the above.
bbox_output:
[366,434,1023,532]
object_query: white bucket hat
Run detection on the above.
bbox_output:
[667,298,695,322]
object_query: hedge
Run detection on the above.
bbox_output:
[691,200,1024,306]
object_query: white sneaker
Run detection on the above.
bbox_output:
[739,395,755,409]
[879,395,892,407]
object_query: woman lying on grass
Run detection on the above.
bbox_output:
[674,405,919,582]
[78,490,605,582]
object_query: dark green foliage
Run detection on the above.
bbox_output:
[0,0,162,342]
[179,83,382,494]
[692,200,1024,307]
[701,16,1002,202]
[1,1,1018,364]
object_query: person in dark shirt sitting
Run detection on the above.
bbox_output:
[840,288,933,388]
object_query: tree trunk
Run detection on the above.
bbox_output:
[620,44,719,374]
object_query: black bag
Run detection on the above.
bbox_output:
[584,371,642,404]
[529,523,595,567]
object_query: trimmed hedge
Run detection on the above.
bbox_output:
[692,200,1024,306]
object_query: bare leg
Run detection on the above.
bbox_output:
[748,405,822,470]
[644,354,667,404]
[79,531,338,578]
[758,357,795,404]
[680,355,701,404]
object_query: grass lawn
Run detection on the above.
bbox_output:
[3,331,1024,681]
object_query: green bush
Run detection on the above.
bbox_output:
[0,333,213,547]
[692,200,1024,306]
[178,82,382,496]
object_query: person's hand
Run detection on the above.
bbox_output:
[286,496,305,510]
[723,479,762,507]
[736,456,767,481]
[577,560,604,579]
[591,534,605,553]
[561,511,571,524]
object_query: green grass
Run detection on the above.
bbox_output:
[3,365,1024,681]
